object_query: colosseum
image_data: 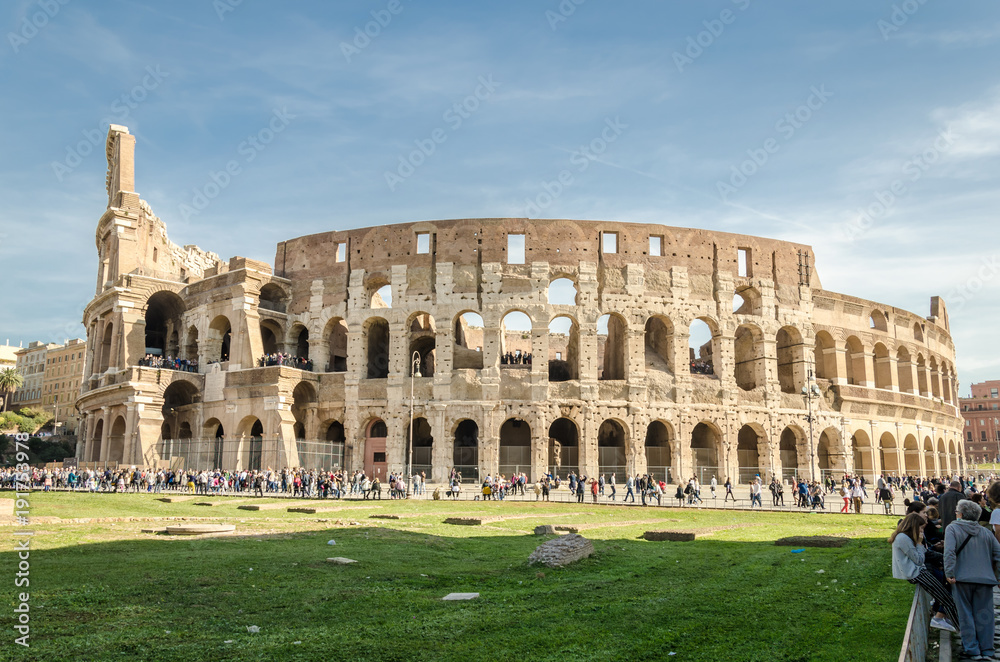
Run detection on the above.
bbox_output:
[74,125,966,484]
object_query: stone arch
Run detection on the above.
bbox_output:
[903,434,920,475]
[548,417,579,478]
[736,423,768,483]
[407,312,436,377]
[500,310,532,359]
[913,322,924,342]
[452,419,479,482]
[922,437,935,477]
[896,346,914,393]
[547,277,578,305]
[879,431,899,475]
[645,420,673,482]
[291,381,317,439]
[690,421,722,483]
[817,427,845,476]
[948,438,958,474]
[260,319,284,356]
[548,315,578,381]
[98,321,114,372]
[405,416,434,479]
[324,317,349,372]
[734,323,765,391]
[364,316,390,378]
[733,285,762,316]
[597,313,627,380]
[363,417,388,480]
[499,417,531,480]
[289,323,310,360]
[844,336,866,386]
[776,325,806,394]
[208,315,232,363]
[453,311,484,370]
[936,437,947,475]
[204,417,225,468]
[778,425,806,481]
[873,343,892,389]
[258,283,287,313]
[644,315,675,374]
[851,429,873,479]
[143,291,186,358]
[597,418,627,478]
[869,310,888,332]
[184,325,199,362]
[90,418,104,461]
[814,330,837,381]
[108,415,127,464]
[688,316,719,375]
[369,280,392,309]
[916,353,928,395]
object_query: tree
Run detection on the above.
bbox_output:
[0,368,23,412]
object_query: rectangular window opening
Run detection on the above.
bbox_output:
[416,232,430,254]
[508,234,525,264]
[335,243,346,262]
[649,235,662,257]
[603,232,618,254]
[738,248,751,277]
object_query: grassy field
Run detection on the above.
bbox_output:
[1,494,910,661]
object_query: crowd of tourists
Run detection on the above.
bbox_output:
[689,360,714,375]
[500,351,532,365]
[138,354,198,372]
[257,353,314,371]
[890,478,1000,660]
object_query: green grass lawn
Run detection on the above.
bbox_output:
[2,494,909,661]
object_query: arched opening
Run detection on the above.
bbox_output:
[548,316,578,381]
[879,432,899,475]
[734,324,764,391]
[733,286,761,315]
[364,418,388,479]
[209,315,232,363]
[259,283,287,313]
[405,417,434,480]
[500,311,532,365]
[290,325,310,360]
[108,415,126,463]
[779,427,802,483]
[923,437,935,477]
[325,318,349,372]
[184,326,199,363]
[453,312,484,370]
[817,428,841,480]
[737,424,764,484]
[291,381,317,448]
[548,417,578,478]
[814,331,836,381]
[896,346,914,393]
[548,277,578,305]
[161,380,199,461]
[929,357,942,399]
[204,418,224,468]
[844,336,866,386]
[453,419,479,482]
[913,322,924,342]
[371,283,392,308]
[776,326,805,394]
[597,419,626,478]
[688,318,716,375]
[873,343,892,389]
[498,418,530,480]
[408,313,436,378]
[260,319,283,356]
[869,310,888,332]
[644,421,672,482]
[851,430,874,480]
[98,322,114,372]
[300,420,344,471]
[364,317,390,378]
[597,313,627,380]
[691,422,720,483]
[903,434,920,475]
[916,354,928,395]
[644,316,674,374]
[948,439,958,474]
[90,419,104,461]
[143,291,185,358]
[247,419,264,471]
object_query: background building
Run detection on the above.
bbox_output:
[960,380,1000,464]
[41,339,86,435]
[75,126,966,480]
[0,341,18,370]
[14,341,58,410]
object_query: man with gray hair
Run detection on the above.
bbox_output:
[945,499,1000,661]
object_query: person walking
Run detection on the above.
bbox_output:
[724,477,735,503]
[608,473,617,501]
[625,475,635,503]
[750,478,762,509]
[945,499,1000,660]
[710,475,718,499]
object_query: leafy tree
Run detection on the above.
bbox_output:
[0,368,23,412]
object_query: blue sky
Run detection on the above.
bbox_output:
[1,0,999,393]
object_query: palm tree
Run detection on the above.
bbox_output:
[0,368,23,412]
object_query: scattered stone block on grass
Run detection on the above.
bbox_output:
[534,525,558,535]
[164,524,236,536]
[193,502,217,507]
[369,514,400,519]
[238,505,262,511]
[288,507,318,514]
[442,593,479,601]
[642,530,696,542]
[554,526,579,533]
[157,497,192,503]
[141,528,166,534]
[528,534,594,568]
[326,557,357,565]
[445,517,486,526]
[774,536,850,548]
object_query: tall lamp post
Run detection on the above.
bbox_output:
[407,350,422,496]
[801,369,821,483]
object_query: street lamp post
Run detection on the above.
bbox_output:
[801,369,821,483]
[407,350,422,497]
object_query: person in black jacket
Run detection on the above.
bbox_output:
[938,481,965,530]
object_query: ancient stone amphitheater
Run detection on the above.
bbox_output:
[75,126,965,484]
